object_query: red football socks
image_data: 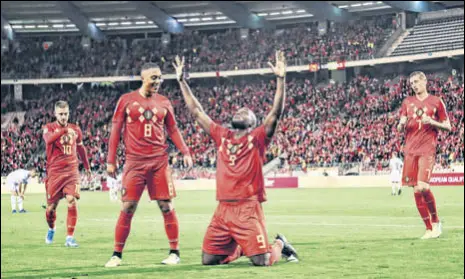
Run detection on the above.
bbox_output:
[163,210,179,250]
[45,209,56,229]
[268,239,284,266]
[114,211,134,252]
[67,204,78,236]
[422,189,439,223]
[220,246,243,264]
[414,192,432,230]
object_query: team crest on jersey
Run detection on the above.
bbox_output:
[143,110,154,120]
[405,177,410,182]
[416,108,424,117]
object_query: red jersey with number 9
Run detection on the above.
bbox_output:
[210,123,271,203]
[400,95,449,156]
[107,91,178,164]
[43,122,83,172]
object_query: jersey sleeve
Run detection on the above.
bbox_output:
[76,126,84,145]
[165,102,190,155]
[107,96,127,165]
[209,122,228,146]
[436,98,449,122]
[251,125,272,149]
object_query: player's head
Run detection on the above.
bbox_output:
[54,101,70,126]
[232,107,257,130]
[140,63,163,96]
[392,151,398,158]
[28,168,37,178]
[409,71,427,95]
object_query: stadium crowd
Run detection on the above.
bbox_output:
[1,72,463,177]
[1,16,392,79]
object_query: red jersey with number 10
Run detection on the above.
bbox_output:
[400,95,449,156]
[210,123,271,203]
[43,122,83,173]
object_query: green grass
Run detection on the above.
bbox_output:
[1,187,464,279]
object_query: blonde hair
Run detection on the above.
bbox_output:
[54,100,69,110]
[409,71,427,80]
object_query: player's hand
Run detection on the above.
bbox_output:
[85,169,92,180]
[20,194,25,200]
[183,155,193,170]
[107,164,116,178]
[421,114,432,125]
[68,128,77,139]
[268,50,286,78]
[172,55,185,82]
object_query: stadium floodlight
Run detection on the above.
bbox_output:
[120,22,132,25]
[24,25,35,28]
[363,2,374,5]
[108,22,119,26]
[351,4,362,7]
[216,16,228,20]
[189,18,200,22]
[135,21,146,24]
[52,24,64,28]
[147,21,154,24]
[11,25,23,29]
[257,13,268,16]
[37,25,48,28]
[95,23,106,26]
[269,12,280,16]
[339,5,349,8]
[177,19,188,22]
[296,10,306,13]
[201,17,213,21]
[66,24,76,28]
[282,11,293,14]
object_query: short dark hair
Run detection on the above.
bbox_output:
[141,62,160,72]
[55,100,69,110]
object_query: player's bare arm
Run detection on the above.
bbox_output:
[420,114,452,131]
[264,50,287,138]
[173,55,213,135]
[397,116,407,132]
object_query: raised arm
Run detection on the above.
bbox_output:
[173,56,213,135]
[264,50,287,138]
[421,98,452,132]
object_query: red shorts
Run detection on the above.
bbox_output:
[402,154,435,187]
[45,171,80,204]
[121,158,175,202]
[202,200,270,257]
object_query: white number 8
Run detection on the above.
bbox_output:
[144,124,152,137]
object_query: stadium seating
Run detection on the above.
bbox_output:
[1,73,463,177]
[391,17,464,56]
[1,16,392,79]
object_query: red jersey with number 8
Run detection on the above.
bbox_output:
[107,91,178,164]
[210,123,271,203]
[400,95,449,156]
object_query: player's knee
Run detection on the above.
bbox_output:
[418,181,430,191]
[250,254,270,266]
[122,202,138,213]
[157,200,173,213]
[201,253,222,265]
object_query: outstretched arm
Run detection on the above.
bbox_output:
[173,56,213,135]
[264,50,287,138]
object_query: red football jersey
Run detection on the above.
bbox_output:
[108,90,187,164]
[400,95,449,156]
[43,122,83,173]
[210,123,271,202]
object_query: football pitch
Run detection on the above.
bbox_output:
[1,187,464,279]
